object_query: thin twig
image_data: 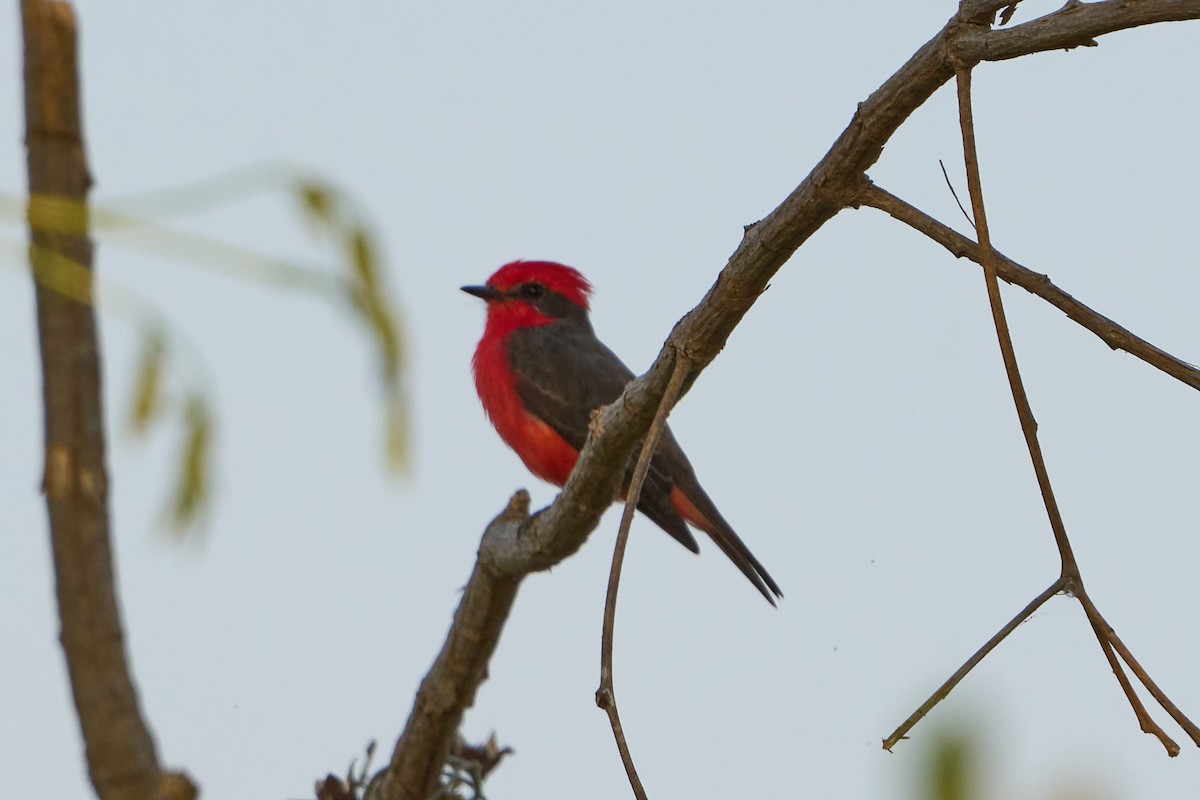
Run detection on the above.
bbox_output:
[954,67,1079,578]
[1075,589,1180,754]
[857,183,1200,393]
[883,61,1196,759]
[882,577,1064,750]
[945,65,1193,756]
[937,159,975,230]
[596,353,691,800]
[1077,589,1200,748]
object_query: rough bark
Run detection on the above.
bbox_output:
[22,2,188,799]
[383,494,527,798]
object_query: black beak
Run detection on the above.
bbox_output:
[461,284,503,302]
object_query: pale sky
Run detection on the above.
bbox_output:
[3,3,1199,798]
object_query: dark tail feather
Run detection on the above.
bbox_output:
[635,470,701,554]
[670,485,783,606]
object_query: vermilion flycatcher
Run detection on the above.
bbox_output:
[463,260,781,604]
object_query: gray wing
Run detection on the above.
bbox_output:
[506,321,701,553]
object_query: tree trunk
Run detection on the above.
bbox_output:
[22,2,173,798]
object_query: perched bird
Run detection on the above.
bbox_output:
[463,260,781,604]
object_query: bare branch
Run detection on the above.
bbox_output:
[1076,589,1180,755]
[858,183,1200,392]
[883,578,1064,751]
[955,0,1200,64]
[1077,589,1200,749]
[380,492,528,799]
[884,60,1198,757]
[596,354,692,800]
[492,0,1200,586]
[382,3,1200,793]
[955,64,1078,578]
[22,2,194,798]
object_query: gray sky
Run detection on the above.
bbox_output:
[3,2,1199,798]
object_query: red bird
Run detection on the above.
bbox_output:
[463,260,781,604]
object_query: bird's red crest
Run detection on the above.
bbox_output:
[487,260,593,311]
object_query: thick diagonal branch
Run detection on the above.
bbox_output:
[381,494,528,799]
[954,0,1200,63]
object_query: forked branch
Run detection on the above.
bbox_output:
[383,3,1200,795]
[883,62,1197,757]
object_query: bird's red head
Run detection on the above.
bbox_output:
[462,260,593,336]
[485,260,592,311]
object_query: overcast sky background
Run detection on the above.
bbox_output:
[3,2,1199,798]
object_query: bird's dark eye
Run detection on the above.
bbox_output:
[519,283,546,300]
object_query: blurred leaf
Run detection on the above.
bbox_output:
[346,225,378,291]
[128,328,167,434]
[342,227,400,376]
[13,165,412,536]
[339,222,408,471]
[385,383,409,473]
[924,727,977,800]
[165,394,213,534]
[370,299,403,378]
[296,179,338,234]
[27,192,88,236]
[29,244,95,306]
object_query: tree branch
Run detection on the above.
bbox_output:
[1076,589,1200,748]
[380,4,1200,796]
[955,0,1200,64]
[881,57,1198,758]
[857,183,1200,392]
[22,2,194,799]
[381,492,528,799]
[883,577,1065,751]
[596,353,692,800]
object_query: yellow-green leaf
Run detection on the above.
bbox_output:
[167,394,213,534]
[346,225,378,292]
[129,328,167,434]
[296,180,337,232]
